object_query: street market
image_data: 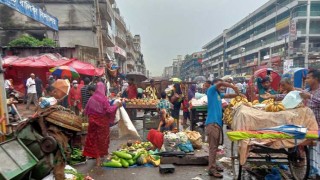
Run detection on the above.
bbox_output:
[1,0,320,180]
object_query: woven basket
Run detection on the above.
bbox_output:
[45,110,82,132]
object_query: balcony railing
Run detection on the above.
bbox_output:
[114,11,126,29]
[116,30,126,43]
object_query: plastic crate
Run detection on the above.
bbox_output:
[191,108,208,131]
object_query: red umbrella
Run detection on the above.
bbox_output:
[252,68,281,91]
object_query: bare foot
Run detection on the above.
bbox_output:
[96,157,101,166]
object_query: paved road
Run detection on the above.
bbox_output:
[74,118,238,180]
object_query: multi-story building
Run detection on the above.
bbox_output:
[0,0,147,74]
[172,55,184,77]
[203,0,320,78]
[133,35,146,75]
[163,66,173,79]
[180,51,205,81]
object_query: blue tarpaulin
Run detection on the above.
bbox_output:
[282,68,308,88]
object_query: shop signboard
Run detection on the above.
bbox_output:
[114,45,127,58]
[283,59,294,74]
[0,0,58,31]
[289,19,297,42]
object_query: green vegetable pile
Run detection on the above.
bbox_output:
[102,141,160,168]
[69,148,86,165]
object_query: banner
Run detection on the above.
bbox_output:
[289,19,297,42]
[283,59,294,74]
[276,18,290,31]
[0,0,58,31]
[114,45,127,58]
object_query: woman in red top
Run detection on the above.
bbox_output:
[83,82,122,166]
[127,79,138,99]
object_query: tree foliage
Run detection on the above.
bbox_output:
[8,34,56,47]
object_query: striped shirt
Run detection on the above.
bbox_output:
[81,85,91,108]
[306,87,320,127]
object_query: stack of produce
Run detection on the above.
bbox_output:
[223,96,251,127]
[125,98,159,106]
[102,141,160,168]
[262,99,285,112]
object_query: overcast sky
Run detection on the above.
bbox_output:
[116,0,269,76]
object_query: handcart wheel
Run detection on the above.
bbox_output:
[288,146,310,180]
[231,142,242,180]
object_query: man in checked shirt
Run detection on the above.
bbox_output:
[300,69,320,178]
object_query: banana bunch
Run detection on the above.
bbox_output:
[261,99,274,105]
[223,107,233,127]
[252,100,259,105]
[223,96,250,127]
[265,102,285,112]
[230,96,248,107]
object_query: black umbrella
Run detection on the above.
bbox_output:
[126,73,147,83]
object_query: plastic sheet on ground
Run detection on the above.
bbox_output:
[231,104,319,165]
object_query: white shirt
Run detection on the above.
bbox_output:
[26,78,37,93]
[4,80,11,89]
[225,86,236,103]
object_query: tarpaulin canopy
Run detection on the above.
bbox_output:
[66,60,105,76]
[2,54,72,68]
[282,68,308,88]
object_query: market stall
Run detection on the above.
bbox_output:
[246,68,281,102]
[224,95,319,179]
[125,99,159,139]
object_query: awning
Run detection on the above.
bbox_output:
[2,54,72,68]
[66,60,105,76]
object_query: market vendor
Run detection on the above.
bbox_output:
[127,79,138,99]
[205,78,241,178]
[157,92,175,132]
[299,70,320,178]
[261,78,294,101]
[258,77,277,103]
[145,79,158,100]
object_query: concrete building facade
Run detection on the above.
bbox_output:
[0,0,147,74]
[203,0,320,78]
[162,66,173,79]
[180,51,205,81]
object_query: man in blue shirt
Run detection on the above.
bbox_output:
[206,78,240,178]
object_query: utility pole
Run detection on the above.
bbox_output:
[305,0,311,69]
[0,52,9,129]
[95,0,104,67]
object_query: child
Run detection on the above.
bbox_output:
[156,92,175,132]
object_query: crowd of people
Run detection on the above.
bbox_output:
[3,69,320,178]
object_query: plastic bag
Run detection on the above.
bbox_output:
[185,131,202,149]
[176,132,189,143]
[178,140,194,153]
[163,132,180,152]
[281,90,303,109]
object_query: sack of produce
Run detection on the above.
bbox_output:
[163,132,180,152]
[185,131,202,149]
[176,132,188,144]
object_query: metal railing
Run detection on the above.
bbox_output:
[116,30,126,43]
[114,11,126,29]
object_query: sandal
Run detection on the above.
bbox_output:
[216,166,224,172]
[208,171,223,178]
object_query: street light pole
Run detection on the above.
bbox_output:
[305,0,311,69]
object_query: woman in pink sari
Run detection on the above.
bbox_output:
[83,82,121,166]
